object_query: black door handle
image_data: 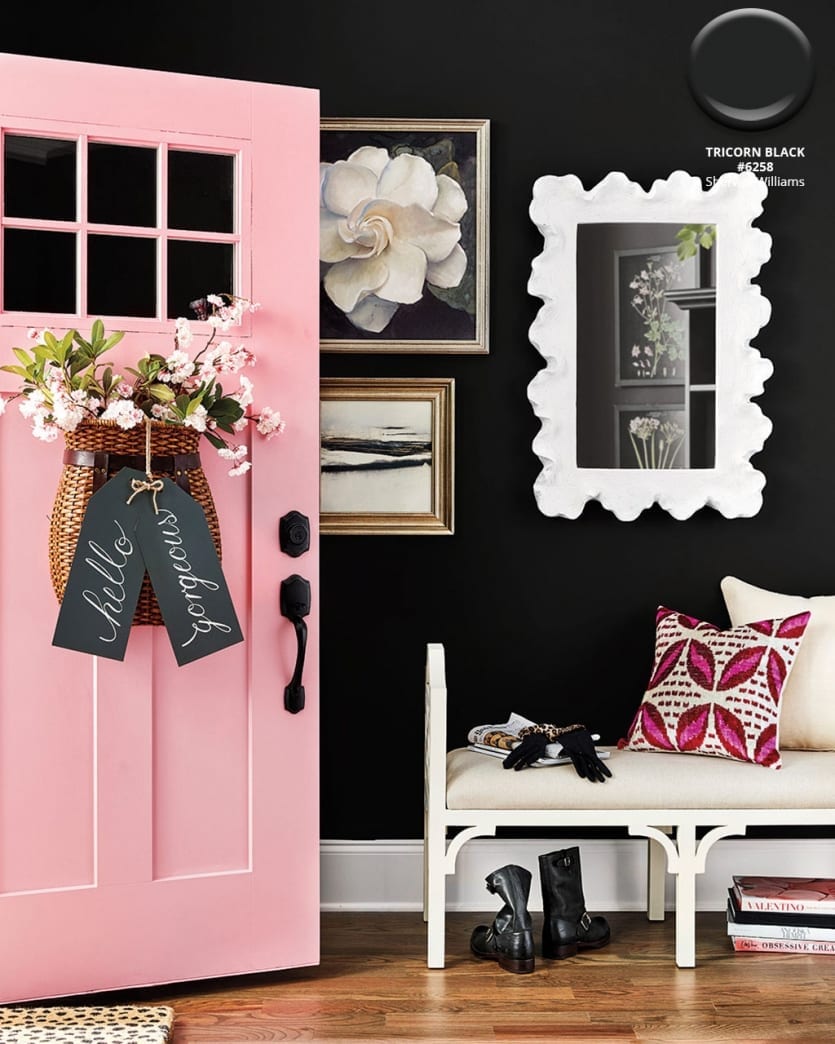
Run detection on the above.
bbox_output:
[280,574,311,713]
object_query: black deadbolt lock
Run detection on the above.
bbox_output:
[279,510,310,557]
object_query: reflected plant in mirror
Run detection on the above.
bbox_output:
[627,415,686,470]
[528,171,771,520]
[626,254,688,380]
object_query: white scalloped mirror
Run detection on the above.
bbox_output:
[527,170,772,521]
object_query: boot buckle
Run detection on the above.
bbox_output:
[579,911,592,931]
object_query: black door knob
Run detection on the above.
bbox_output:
[280,574,311,713]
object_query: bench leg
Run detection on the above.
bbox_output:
[426,830,447,968]
[423,808,429,922]
[674,823,697,968]
[646,829,669,922]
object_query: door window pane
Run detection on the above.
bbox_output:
[167,240,234,319]
[4,135,76,221]
[168,150,234,233]
[88,143,157,227]
[88,235,157,317]
[4,229,76,312]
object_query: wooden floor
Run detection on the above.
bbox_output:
[73,912,835,1041]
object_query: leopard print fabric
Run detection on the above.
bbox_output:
[518,722,584,742]
[0,1005,173,1043]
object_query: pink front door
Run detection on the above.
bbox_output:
[0,54,320,1001]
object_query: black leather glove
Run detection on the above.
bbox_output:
[502,733,548,771]
[557,726,612,782]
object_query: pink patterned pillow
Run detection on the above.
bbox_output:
[618,606,812,769]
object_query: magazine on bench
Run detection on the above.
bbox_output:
[467,712,610,768]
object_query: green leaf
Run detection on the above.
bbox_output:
[102,331,125,350]
[203,430,228,450]
[209,398,244,422]
[73,332,92,352]
[148,382,176,403]
[185,391,206,415]
[12,347,34,367]
[0,364,29,378]
[91,319,104,344]
[69,356,92,377]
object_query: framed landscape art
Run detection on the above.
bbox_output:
[320,118,489,353]
[320,378,454,535]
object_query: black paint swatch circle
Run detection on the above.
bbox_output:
[689,8,813,129]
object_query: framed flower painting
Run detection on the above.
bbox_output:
[320,118,489,353]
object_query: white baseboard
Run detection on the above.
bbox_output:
[320,837,835,912]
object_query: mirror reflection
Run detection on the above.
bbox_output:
[576,222,716,470]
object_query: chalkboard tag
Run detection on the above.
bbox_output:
[134,477,244,666]
[52,469,148,661]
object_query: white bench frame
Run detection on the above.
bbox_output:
[423,642,835,968]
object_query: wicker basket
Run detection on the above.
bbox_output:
[49,419,221,626]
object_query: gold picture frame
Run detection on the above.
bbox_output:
[320,378,454,535]
[320,118,489,354]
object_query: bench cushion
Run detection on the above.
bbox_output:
[445,747,835,810]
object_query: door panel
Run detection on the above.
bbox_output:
[0,53,319,1001]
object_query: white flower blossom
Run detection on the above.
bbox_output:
[101,399,145,429]
[207,295,248,331]
[319,145,468,332]
[161,350,195,383]
[32,418,59,442]
[183,404,208,432]
[217,445,248,463]
[256,406,285,440]
[235,375,254,410]
[0,397,6,416]
[18,390,46,419]
[175,317,194,349]
[228,460,252,477]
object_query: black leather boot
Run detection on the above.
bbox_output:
[470,864,535,974]
[539,846,610,959]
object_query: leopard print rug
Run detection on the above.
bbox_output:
[0,1005,173,1042]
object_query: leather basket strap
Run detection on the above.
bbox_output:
[63,449,201,494]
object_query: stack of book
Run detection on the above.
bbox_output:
[727,875,835,954]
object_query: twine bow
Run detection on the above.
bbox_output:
[126,476,164,513]
[126,417,163,514]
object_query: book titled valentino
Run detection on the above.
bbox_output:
[732,876,835,914]
[727,900,835,942]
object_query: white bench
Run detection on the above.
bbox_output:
[423,642,835,968]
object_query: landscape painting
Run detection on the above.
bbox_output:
[320,378,454,534]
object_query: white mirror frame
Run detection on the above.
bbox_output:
[527,170,772,521]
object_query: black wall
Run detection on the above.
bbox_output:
[6,1,834,839]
